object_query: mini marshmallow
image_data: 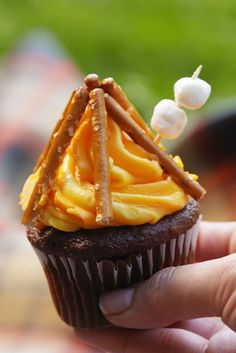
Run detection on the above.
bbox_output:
[151,99,187,140]
[174,65,211,110]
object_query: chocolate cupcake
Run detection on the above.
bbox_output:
[27,199,200,329]
[20,72,208,330]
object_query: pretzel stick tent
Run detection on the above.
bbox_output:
[22,74,206,229]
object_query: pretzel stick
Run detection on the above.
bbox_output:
[105,94,206,200]
[90,88,113,225]
[101,77,153,138]
[34,89,76,171]
[22,87,89,227]
[84,73,100,91]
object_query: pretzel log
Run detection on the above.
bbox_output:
[34,89,76,171]
[105,93,206,200]
[22,87,89,227]
[102,77,153,138]
[90,88,113,225]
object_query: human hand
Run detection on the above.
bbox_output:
[76,222,236,353]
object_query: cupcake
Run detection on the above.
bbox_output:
[20,69,210,330]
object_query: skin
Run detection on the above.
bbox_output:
[76,221,236,353]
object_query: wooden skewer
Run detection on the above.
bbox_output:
[153,134,161,144]
[90,88,113,225]
[22,87,89,227]
[104,93,206,200]
[101,77,153,138]
[84,73,101,91]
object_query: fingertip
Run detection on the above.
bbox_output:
[74,329,104,352]
[196,221,236,261]
[75,328,112,347]
[229,228,236,254]
[75,327,131,353]
[75,329,91,343]
[207,326,236,353]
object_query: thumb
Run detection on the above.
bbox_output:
[99,254,236,331]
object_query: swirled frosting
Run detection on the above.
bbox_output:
[20,110,190,231]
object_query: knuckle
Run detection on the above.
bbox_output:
[148,266,177,292]
[142,266,178,312]
[157,329,176,349]
[157,329,207,352]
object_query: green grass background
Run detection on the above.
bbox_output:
[0,0,236,116]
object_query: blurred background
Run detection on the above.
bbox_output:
[0,0,236,352]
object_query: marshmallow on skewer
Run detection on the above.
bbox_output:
[174,65,211,110]
[151,99,187,140]
[151,65,211,143]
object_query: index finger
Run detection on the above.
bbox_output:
[196,221,236,262]
[76,327,208,353]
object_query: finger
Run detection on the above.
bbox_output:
[76,327,208,353]
[172,317,224,339]
[99,254,236,331]
[208,326,236,353]
[196,221,236,261]
[73,341,103,353]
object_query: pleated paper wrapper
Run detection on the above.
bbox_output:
[33,217,201,330]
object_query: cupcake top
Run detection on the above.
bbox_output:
[20,70,209,231]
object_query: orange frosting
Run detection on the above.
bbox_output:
[20,109,189,231]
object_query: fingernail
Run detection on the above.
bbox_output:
[99,288,134,316]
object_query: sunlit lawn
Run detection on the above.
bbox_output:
[0,0,236,116]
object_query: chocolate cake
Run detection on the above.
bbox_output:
[28,199,199,259]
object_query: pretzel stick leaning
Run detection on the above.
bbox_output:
[105,93,206,200]
[102,77,153,138]
[90,88,113,225]
[34,89,76,171]
[22,87,89,227]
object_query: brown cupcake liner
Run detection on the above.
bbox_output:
[33,217,201,330]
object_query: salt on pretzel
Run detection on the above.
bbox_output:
[90,88,113,225]
[22,87,89,227]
